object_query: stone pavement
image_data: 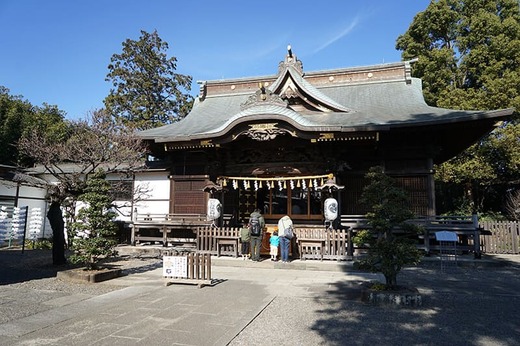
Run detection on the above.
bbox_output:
[1,252,519,346]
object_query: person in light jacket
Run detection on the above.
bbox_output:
[277,215,293,263]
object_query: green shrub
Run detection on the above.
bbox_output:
[24,238,53,250]
[357,166,422,289]
[68,169,118,270]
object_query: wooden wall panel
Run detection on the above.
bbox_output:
[170,175,209,214]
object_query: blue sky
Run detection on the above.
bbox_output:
[0,0,431,120]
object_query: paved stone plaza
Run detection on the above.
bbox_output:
[1,249,519,346]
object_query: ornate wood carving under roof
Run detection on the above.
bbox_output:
[234,123,297,142]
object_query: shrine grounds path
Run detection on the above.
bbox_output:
[1,247,519,346]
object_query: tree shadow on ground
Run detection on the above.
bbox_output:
[310,261,520,346]
[113,258,162,276]
[0,249,163,285]
[0,249,64,285]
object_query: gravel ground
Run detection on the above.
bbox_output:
[1,247,164,325]
[0,247,162,295]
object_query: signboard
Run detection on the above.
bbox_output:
[435,231,458,242]
[163,256,188,278]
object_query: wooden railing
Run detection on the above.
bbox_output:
[131,213,212,246]
[196,227,241,257]
[163,251,212,288]
[295,228,349,261]
[130,213,520,258]
[341,214,482,257]
[134,213,209,223]
[410,215,480,256]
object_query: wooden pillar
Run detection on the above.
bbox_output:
[424,158,435,255]
[473,214,481,259]
[347,227,353,258]
[427,158,436,217]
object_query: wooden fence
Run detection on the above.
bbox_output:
[341,214,482,256]
[196,226,350,260]
[480,221,520,254]
[340,217,520,255]
[296,228,349,261]
[163,251,212,288]
[131,213,211,246]
[131,214,520,257]
[196,227,241,257]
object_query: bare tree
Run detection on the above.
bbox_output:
[18,109,147,265]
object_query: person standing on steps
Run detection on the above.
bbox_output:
[240,220,251,260]
[278,215,293,263]
[249,208,265,261]
[269,230,280,261]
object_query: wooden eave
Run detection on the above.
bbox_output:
[163,128,381,152]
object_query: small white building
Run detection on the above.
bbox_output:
[0,163,172,246]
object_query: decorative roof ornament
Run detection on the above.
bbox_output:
[202,181,223,194]
[240,82,288,110]
[269,45,352,113]
[279,44,303,75]
[197,80,207,101]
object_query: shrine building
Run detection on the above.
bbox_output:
[138,46,514,228]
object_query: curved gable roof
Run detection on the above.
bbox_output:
[269,64,351,113]
[139,48,514,144]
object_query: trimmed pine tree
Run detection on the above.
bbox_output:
[69,169,118,270]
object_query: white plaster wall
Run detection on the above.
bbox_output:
[134,172,170,199]
[1,169,173,242]
[0,180,18,198]
[132,171,170,216]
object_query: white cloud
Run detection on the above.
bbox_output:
[312,16,360,54]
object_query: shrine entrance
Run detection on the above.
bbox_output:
[218,174,336,225]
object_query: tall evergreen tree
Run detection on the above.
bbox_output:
[396,0,520,215]
[104,30,193,130]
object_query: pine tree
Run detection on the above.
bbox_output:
[104,30,193,130]
[69,169,118,270]
[357,167,422,289]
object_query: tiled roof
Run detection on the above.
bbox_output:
[139,56,513,143]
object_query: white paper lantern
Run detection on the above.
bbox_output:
[324,198,338,222]
[207,198,222,221]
